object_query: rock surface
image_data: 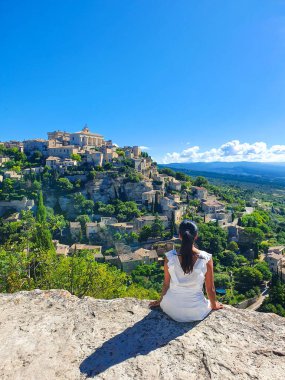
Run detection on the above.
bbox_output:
[1,290,285,380]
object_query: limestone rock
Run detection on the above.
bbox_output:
[0,290,285,380]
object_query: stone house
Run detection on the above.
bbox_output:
[168,178,182,192]
[4,171,22,180]
[133,158,151,173]
[86,222,99,239]
[268,246,285,255]
[142,190,161,208]
[85,151,103,166]
[133,215,169,231]
[102,148,118,164]
[23,139,49,156]
[47,146,79,159]
[46,156,61,169]
[69,244,104,262]
[0,156,10,166]
[201,200,225,213]
[173,205,187,224]
[134,248,158,264]
[168,194,181,203]
[108,223,134,234]
[192,186,208,200]
[47,131,71,145]
[119,248,158,272]
[53,240,70,256]
[204,211,233,226]
[22,167,44,175]
[265,252,284,274]
[160,197,175,212]
[61,158,78,168]
[119,253,142,272]
[100,217,119,226]
[2,140,24,151]
[70,222,82,239]
[104,255,120,267]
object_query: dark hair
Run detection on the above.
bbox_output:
[178,219,198,274]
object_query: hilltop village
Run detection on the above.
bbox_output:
[0,127,252,264]
[0,126,285,314]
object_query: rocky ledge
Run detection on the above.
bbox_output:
[0,290,285,380]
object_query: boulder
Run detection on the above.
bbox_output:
[0,290,284,380]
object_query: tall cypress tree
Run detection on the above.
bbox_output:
[34,192,54,252]
[36,191,47,224]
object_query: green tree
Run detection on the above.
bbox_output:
[234,267,263,292]
[193,176,208,187]
[197,222,227,256]
[228,241,239,252]
[56,178,73,192]
[71,153,82,162]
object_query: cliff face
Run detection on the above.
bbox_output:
[0,290,285,380]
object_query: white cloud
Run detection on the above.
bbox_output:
[139,145,151,151]
[160,140,285,164]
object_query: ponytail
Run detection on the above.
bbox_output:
[178,219,198,274]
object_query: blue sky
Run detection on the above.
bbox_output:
[1,1,285,163]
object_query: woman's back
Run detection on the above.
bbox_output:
[160,249,212,322]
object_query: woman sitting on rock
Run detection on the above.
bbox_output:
[149,219,223,322]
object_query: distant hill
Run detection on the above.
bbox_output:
[159,162,285,187]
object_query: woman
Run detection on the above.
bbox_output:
[149,219,223,322]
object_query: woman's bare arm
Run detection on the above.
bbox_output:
[149,257,170,307]
[205,258,223,310]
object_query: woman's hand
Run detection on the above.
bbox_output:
[148,299,161,308]
[211,301,223,310]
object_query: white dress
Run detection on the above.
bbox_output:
[160,249,212,322]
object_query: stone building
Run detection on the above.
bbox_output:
[119,248,158,272]
[47,146,79,159]
[23,139,49,156]
[86,222,99,239]
[53,240,70,256]
[0,156,10,166]
[142,190,161,207]
[1,140,24,152]
[70,126,104,147]
[265,252,284,274]
[108,222,134,234]
[0,197,34,217]
[100,217,119,226]
[192,186,208,200]
[46,156,61,169]
[4,171,22,180]
[102,148,118,164]
[201,200,225,213]
[69,244,103,262]
[47,131,71,145]
[133,215,169,231]
[85,151,103,166]
[268,246,285,255]
[70,222,82,239]
[104,255,120,267]
[168,178,182,192]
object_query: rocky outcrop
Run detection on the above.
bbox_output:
[0,290,285,380]
[86,172,154,203]
[124,180,153,202]
[0,197,34,217]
